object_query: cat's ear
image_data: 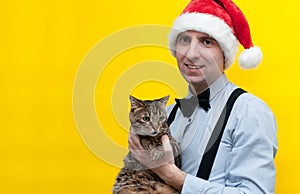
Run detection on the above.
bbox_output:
[129,95,145,110]
[159,95,169,106]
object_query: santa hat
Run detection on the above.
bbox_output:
[168,0,262,69]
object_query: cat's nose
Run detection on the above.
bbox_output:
[152,131,158,135]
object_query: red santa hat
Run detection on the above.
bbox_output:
[168,0,262,69]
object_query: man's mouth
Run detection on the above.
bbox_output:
[185,63,204,69]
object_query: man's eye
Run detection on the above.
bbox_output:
[178,36,190,44]
[203,39,212,45]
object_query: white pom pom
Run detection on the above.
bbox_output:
[238,46,262,69]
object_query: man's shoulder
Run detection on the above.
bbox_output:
[233,90,274,116]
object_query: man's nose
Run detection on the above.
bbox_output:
[186,40,202,61]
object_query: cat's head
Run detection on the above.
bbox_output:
[129,95,169,136]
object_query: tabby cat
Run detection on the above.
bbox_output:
[112,95,181,194]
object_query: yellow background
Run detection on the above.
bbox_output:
[1,0,299,193]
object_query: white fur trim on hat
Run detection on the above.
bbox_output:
[168,12,239,69]
[238,46,262,69]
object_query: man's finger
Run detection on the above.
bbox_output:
[128,132,144,150]
[161,135,172,152]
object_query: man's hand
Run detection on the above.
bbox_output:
[128,132,186,191]
[128,133,174,169]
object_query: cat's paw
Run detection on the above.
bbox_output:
[150,147,164,161]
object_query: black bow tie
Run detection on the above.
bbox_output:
[175,88,211,117]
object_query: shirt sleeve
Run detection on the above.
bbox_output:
[181,94,278,194]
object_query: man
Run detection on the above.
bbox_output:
[129,0,278,193]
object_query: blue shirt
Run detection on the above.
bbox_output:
[167,74,278,194]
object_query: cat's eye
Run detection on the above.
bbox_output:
[159,116,165,121]
[142,116,150,122]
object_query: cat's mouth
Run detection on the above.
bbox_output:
[138,130,160,137]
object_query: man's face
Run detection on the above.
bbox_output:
[175,30,225,92]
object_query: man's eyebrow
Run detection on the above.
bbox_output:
[177,32,217,42]
[199,35,217,42]
[200,34,214,39]
[177,32,190,37]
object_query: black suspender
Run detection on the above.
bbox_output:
[197,88,246,179]
[167,103,179,126]
[167,88,246,180]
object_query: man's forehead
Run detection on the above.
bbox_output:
[179,30,211,38]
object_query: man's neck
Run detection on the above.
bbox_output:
[190,83,209,95]
[188,73,226,96]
